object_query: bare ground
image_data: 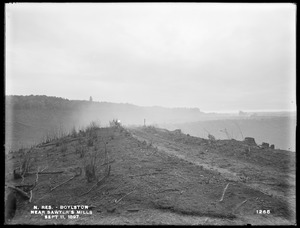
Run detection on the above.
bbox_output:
[4,126,296,225]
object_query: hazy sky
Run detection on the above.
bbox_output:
[5,3,296,112]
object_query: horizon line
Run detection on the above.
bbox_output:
[5,94,296,114]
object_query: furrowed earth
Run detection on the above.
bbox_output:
[5,125,296,225]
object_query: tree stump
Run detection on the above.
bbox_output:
[261,142,269,149]
[85,164,96,182]
[5,188,17,222]
[244,137,256,146]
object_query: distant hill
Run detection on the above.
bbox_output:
[5,95,296,152]
[5,95,204,150]
[5,95,205,124]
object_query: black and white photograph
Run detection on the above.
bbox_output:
[4,3,296,225]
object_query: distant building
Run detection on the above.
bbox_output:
[89,96,93,102]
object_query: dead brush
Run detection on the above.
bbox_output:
[109,119,121,128]
[61,143,68,153]
[84,149,99,182]
[87,138,94,147]
[208,134,216,141]
[70,127,78,138]
[16,149,33,181]
[83,142,109,183]
[85,121,101,138]
[76,145,87,158]
[85,162,96,183]
[147,140,153,149]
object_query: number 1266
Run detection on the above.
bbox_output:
[256,210,270,214]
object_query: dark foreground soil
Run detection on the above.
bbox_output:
[4,126,296,225]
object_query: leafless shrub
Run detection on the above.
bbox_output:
[233,121,244,140]
[41,125,67,144]
[17,149,33,180]
[86,121,101,136]
[70,126,78,138]
[76,145,87,158]
[87,138,94,147]
[147,140,153,148]
[208,134,216,141]
[220,128,231,139]
[84,150,98,182]
[83,142,109,183]
[85,163,96,182]
[79,129,86,137]
[109,119,121,128]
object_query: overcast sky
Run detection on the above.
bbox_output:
[5,3,296,112]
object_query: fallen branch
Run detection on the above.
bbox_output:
[80,165,111,197]
[101,159,115,167]
[127,209,139,212]
[203,218,209,224]
[15,184,34,188]
[114,188,136,204]
[30,167,40,195]
[156,188,180,194]
[6,184,30,199]
[50,170,81,192]
[219,183,229,202]
[129,172,166,178]
[233,199,248,213]
[97,165,111,187]
[15,121,32,128]
[38,142,57,148]
[38,137,80,148]
[147,149,158,156]
[14,169,63,178]
[29,190,33,203]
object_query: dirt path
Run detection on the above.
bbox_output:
[128,126,296,223]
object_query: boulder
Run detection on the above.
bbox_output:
[270,144,275,149]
